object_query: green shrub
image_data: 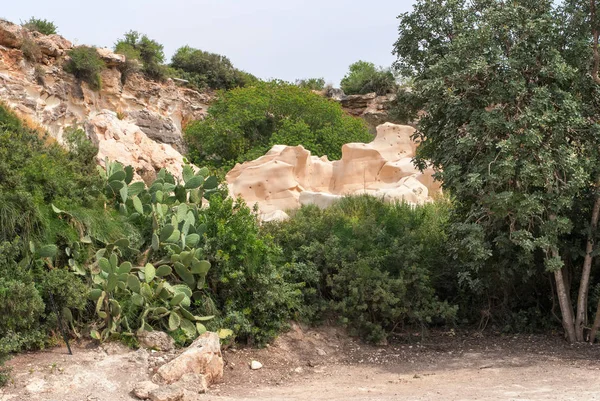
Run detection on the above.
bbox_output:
[0,241,46,362]
[171,45,258,90]
[264,196,457,343]
[22,17,57,35]
[185,81,372,171]
[113,45,141,84]
[64,46,105,90]
[340,61,397,95]
[195,196,301,345]
[0,107,105,244]
[295,77,325,90]
[114,31,166,81]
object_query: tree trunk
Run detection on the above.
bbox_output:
[554,266,577,343]
[575,190,600,341]
[589,298,600,343]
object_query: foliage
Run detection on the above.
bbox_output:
[0,106,108,245]
[295,77,326,91]
[77,160,219,341]
[185,81,371,171]
[171,45,258,90]
[264,196,457,343]
[340,61,397,95]
[22,17,57,35]
[64,46,105,90]
[114,31,166,81]
[0,106,134,362]
[393,0,600,342]
[198,196,302,345]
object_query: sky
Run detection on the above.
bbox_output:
[2,0,416,85]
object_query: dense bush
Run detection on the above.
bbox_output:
[114,31,166,81]
[295,77,325,90]
[171,46,258,90]
[340,61,397,96]
[196,196,301,345]
[22,17,57,35]
[0,107,106,244]
[0,105,133,351]
[264,196,457,343]
[185,81,371,171]
[63,46,106,90]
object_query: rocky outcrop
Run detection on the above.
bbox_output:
[320,88,398,133]
[0,19,24,48]
[129,109,182,150]
[0,18,210,179]
[226,123,441,221]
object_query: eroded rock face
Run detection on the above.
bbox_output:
[0,22,211,179]
[0,19,24,48]
[226,123,441,221]
[320,88,399,133]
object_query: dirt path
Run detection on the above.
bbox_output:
[2,325,600,401]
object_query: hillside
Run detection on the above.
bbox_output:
[0,19,210,182]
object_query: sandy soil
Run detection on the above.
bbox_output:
[2,325,600,401]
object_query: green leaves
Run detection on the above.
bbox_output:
[168,312,181,331]
[144,263,156,283]
[132,196,144,214]
[38,244,58,258]
[160,225,175,242]
[185,175,204,189]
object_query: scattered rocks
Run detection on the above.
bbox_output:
[250,360,263,370]
[132,381,160,399]
[138,331,176,352]
[154,332,223,386]
[316,348,327,356]
[148,385,184,401]
[129,348,150,365]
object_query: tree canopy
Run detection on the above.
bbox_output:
[184,80,371,171]
[394,0,600,342]
[171,45,257,90]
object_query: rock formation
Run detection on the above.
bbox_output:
[320,87,399,133]
[0,19,210,181]
[226,123,441,221]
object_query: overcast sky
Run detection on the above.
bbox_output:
[2,0,416,85]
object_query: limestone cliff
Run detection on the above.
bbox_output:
[0,19,210,182]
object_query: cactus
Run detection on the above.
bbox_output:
[87,160,218,341]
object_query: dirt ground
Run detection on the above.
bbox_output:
[2,324,600,401]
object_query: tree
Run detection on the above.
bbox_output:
[114,31,166,81]
[185,81,371,171]
[171,45,257,90]
[340,61,396,95]
[394,0,600,343]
